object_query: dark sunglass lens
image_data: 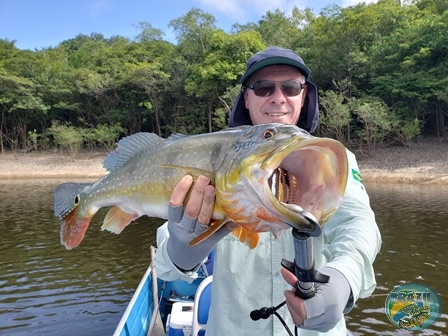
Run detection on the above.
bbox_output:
[250,80,303,97]
[282,86,300,96]
[282,81,302,96]
[253,81,275,97]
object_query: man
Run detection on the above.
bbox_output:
[155,46,381,335]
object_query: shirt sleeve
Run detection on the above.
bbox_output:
[153,222,201,283]
[321,149,382,312]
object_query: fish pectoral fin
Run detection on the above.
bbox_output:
[189,219,227,246]
[101,206,139,234]
[189,220,261,249]
[61,208,93,250]
[231,227,260,249]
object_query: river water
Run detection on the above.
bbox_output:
[0,179,447,335]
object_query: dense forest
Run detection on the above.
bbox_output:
[1,0,447,156]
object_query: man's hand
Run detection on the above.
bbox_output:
[167,175,231,271]
[281,266,351,332]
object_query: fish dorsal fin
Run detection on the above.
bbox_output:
[166,133,188,142]
[103,132,165,172]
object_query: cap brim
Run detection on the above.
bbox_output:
[240,57,311,84]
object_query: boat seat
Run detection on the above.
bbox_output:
[191,275,213,336]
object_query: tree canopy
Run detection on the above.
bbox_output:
[1,1,447,154]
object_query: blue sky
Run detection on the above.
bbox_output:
[0,0,376,50]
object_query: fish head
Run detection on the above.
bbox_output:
[54,183,96,249]
[215,123,348,237]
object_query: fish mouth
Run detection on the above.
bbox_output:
[267,167,320,235]
[263,138,348,234]
[268,167,298,205]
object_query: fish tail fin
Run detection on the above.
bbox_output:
[54,182,92,219]
[231,227,260,249]
[60,208,93,250]
[101,206,139,234]
[189,219,228,246]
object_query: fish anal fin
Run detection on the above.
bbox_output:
[231,227,260,249]
[189,218,227,246]
[60,209,93,250]
[101,206,139,234]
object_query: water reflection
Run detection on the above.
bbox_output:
[0,180,164,336]
[0,180,447,335]
[347,182,448,335]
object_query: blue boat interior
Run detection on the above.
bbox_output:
[114,252,214,336]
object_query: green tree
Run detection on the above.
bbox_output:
[318,89,352,145]
[122,59,170,135]
[169,8,217,60]
[370,8,448,137]
[184,30,265,132]
[48,121,86,158]
[133,22,165,42]
[1,2,447,152]
[354,97,394,152]
[255,8,302,48]
[87,123,124,150]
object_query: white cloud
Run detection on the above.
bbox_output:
[195,0,306,22]
[195,0,381,22]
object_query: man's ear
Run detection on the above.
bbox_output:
[301,85,308,107]
[244,89,250,109]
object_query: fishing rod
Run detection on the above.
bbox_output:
[281,212,330,300]
[250,211,330,336]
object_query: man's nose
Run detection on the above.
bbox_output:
[270,83,286,102]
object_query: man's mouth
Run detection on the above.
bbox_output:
[266,112,288,116]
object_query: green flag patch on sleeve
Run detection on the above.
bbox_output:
[352,169,363,184]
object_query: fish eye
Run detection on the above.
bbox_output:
[262,129,276,139]
[74,195,80,205]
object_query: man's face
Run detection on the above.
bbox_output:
[244,65,307,126]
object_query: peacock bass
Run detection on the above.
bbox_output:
[54,123,348,250]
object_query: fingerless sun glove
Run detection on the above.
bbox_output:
[167,204,230,271]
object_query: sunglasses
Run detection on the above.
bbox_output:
[245,80,306,97]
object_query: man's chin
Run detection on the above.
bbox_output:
[264,115,292,124]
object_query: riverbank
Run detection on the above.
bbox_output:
[355,137,448,184]
[1,138,447,184]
